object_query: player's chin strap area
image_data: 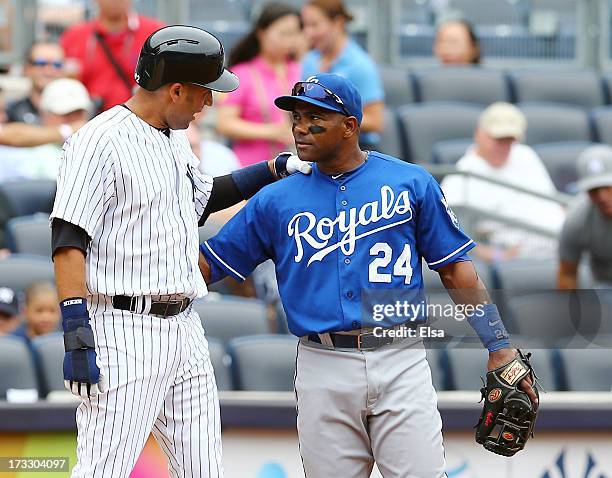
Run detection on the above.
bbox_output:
[475,350,540,457]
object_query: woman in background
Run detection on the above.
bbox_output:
[216,3,302,167]
[434,18,481,65]
[301,0,384,149]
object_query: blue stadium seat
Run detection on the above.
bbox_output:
[518,103,592,145]
[510,69,605,108]
[438,0,527,26]
[5,213,51,256]
[228,334,297,391]
[207,337,233,391]
[590,106,612,146]
[378,107,405,159]
[431,138,472,164]
[192,296,270,346]
[397,102,482,163]
[398,24,435,58]
[558,349,612,391]
[378,65,414,108]
[506,291,607,346]
[446,348,488,390]
[0,179,55,247]
[533,141,598,193]
[0,336,39,399]
[198,219,222,244]
[0,254,55,293]
[425,348,446,390]
[31,332,64,395]
[412,67,510,105]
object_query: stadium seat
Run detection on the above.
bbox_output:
[506,291,608,346]
[0,254,55,294]
[198,219,223,243]
[532,141,597,193]
[5,213,52,256]
[424,348,446,390]
[492,258,594,305]
[559,349,612,391]
[378,107,405,159]
[207,337,233,391]
[439,0,526,25]
[446,348,488,390]
[431,138,472,164]
[428,347,559,391]
[31,332,64,394]
[412,67,510,105]
[397,102,482,163]
[228,334,297,391]
[0,336,39,399]
[518,103,592,145]
[510,69,605,109]
[378,64,414,107]
[590,106,612,146]
[0,179,56,246]
[193,296,270,346]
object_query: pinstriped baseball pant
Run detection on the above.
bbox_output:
[70,295,223,478]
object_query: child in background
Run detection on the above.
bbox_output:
[12,281,60,340]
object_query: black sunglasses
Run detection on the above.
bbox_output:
[292,81,351,117]
[30,59,63,69]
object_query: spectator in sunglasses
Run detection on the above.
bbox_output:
[7,42,65,125]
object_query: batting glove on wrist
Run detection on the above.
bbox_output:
[274,152,312,178]
[60,297,105,398]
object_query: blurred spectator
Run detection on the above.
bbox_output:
[12,281,60,341]
[0,287,20,336]
[441,102,565,262]
[216,3,301,167]
[6,42,65,124]
[558,146,612,289]
[0,87,8,124]
[434,19,481,65]
[0,78,91,180]
[187,122,240,178]
[301,0,384,149]
[60,0,164,112]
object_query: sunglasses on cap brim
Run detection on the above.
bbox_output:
[292,81,351,117]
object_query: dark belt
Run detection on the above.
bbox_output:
[307,323,416,351]
[112,295,192,317]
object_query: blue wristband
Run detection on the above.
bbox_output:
[467,303,510,352]
[60,297,89,331]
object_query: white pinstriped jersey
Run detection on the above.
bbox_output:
[51,105,213,299]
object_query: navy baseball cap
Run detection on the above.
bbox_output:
[275,73,363,125]
[0,287,18,316]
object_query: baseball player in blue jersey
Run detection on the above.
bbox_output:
[199,74,539,476]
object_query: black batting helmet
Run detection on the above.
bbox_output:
[134,25,239,92]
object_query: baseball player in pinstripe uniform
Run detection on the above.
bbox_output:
[199,74,538,477]
[51,26,310,478]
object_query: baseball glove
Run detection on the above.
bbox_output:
[475,350,539,457]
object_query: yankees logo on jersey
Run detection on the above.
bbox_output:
[202,151,475,336]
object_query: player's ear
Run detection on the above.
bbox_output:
[342,116,359,138]
[168,83,183,103]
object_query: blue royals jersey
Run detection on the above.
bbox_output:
[202,152,475,337]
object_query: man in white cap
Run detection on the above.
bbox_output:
[441,102,565,262]
[558,145,612,290]
[0,78,91,179]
